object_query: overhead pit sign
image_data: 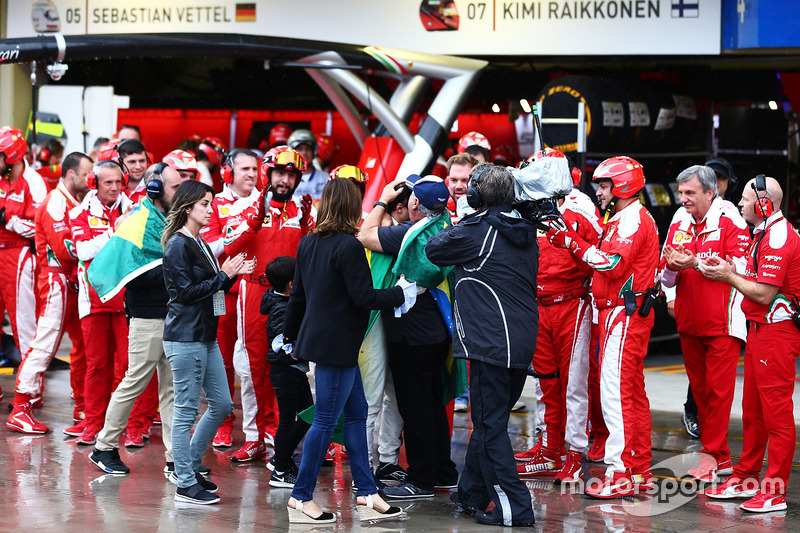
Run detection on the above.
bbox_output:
[5,0,722,55]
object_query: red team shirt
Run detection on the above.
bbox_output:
[538,189,602,298]
[223,197,311,281]
[201,187,260,257]
[591,201,660,306]
[70,192,132,317]
[35,182,81,280]
[741,213,800,324]
[0,164,48,245]
[660,198,751,339]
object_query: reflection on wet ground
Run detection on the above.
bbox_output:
[1,364,799,532]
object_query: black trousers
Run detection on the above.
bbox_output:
[685,384,697,416]
[458,359,535,526]
[270,364,313,472]
[388,339,458,490]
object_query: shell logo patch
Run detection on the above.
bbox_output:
[673,231,692,244]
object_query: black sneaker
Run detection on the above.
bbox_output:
[175,483,220,505]
[434,479,458,490]
[682,411,700,439]
[269,463,299,488]
[475,509,535,527]
[382,481,434,499]
[165,462,212,481]
[89,448,130,475]
[450,492,481,516]
[375,462,408,483]
[196,473,218,493]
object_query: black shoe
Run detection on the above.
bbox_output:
[382,482,434,499]
[269,465,299,488]
[89,448,130,475]
[165,462,211,480]
[195,472,218,493]
[375,462,408,483]
[475,510,535,527]
[682,411,700,439]
[450,492,481,517]
[175,483,220,505]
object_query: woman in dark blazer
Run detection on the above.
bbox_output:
[161,180,254,505]
[283,178,410,524]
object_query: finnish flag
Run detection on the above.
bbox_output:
[672,0,699,18]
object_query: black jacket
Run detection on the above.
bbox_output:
[261,289,291,366]
[125,265,168,319]
[284,232,404,367]
[162,231,237,342]
[426,205,539,369]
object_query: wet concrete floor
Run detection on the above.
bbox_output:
[1,353,799,532]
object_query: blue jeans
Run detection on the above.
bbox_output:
[164,340,233,488]
[291,364,376,501]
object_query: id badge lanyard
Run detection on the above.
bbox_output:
[185,228,226,316]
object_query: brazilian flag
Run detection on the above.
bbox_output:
[87,198,165,303]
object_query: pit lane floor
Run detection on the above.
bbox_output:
[1,352,798,532]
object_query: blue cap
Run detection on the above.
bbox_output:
[410,175,449,209]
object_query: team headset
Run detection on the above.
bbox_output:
[146,162,168,199]
[751,174,774,219]
[751,174,800,330]
[465,165,492,209]
[748,174,774,276]
[86,159,129,190]
[220,148,244,185]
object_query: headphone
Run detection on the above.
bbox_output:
[466,165,491,209]
[220,148,243,184]
[38,148,51,164]
[751,174,773,219]
[86,160,128,190]
[146,162,168,199]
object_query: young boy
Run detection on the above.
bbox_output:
[261,256,312,488]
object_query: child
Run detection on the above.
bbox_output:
[261,256,312,488]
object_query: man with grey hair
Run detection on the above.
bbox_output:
[659,164,750,482]
[426,165,538,526]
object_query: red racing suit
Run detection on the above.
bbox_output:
[224,195,313,441]
[15,182,86,409]
[533,188,602,453]
[559,199,659,476]
[659,198,750,463]
[0,162,47,360]
[733,212,800,492]
[70,191,133,428]
[127,180,148,206]
[200,185,260,408]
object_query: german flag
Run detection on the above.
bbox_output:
[236,3,256,22]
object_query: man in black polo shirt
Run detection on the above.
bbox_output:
[358,174,458,499]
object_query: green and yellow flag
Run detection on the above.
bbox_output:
[87,198,166,303]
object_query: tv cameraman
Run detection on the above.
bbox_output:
[426,163,538,527]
